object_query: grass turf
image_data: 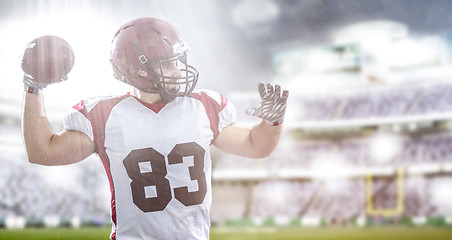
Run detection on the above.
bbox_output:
[0,226,452,240]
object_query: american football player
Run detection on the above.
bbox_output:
[22,17,288,240]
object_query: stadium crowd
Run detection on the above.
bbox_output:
[2,81,452,226]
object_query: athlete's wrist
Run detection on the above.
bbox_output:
[24,85,42,94]
[263,119,282,127]
[23,74,45,94]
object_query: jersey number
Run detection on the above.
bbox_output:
[123,142,207,212]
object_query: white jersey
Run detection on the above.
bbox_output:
[63,89,236,240]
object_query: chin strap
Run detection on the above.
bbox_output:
[246,83,289,126]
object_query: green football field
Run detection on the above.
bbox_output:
[0,226,452,240]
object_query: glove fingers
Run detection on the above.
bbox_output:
[275,84,281,97]
[270,84,282,102]
[266,83,274,96]
[258,82,266,98]
[282,89,289,99]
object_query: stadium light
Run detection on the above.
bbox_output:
[369,132,402,164]
[302,49,338,73]
[310,153,350,179]
[388,37,442,70]
[333,20,408,45]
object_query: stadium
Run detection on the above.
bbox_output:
[1,0,452,239]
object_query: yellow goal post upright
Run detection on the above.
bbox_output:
[366,168,405,217]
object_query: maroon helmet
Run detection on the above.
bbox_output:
[110,17,198,102]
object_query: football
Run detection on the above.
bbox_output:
[21,35,75,83]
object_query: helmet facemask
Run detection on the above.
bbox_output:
[144,52,198,102]
[111,49,199,103]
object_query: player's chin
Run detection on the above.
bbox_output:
[166,85,180,94]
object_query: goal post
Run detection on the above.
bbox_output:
[366,168,404,217]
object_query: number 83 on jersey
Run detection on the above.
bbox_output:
[122,142,207,213]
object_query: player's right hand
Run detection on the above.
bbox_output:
[23,73,57,94]
[21,35,75,94]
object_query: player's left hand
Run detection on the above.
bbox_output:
[246,82,289,126]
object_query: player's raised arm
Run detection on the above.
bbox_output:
[21,35,95,166]
[213,83,288,159]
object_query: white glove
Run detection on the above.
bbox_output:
[246,82,289,126]
[23,74,49,94]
